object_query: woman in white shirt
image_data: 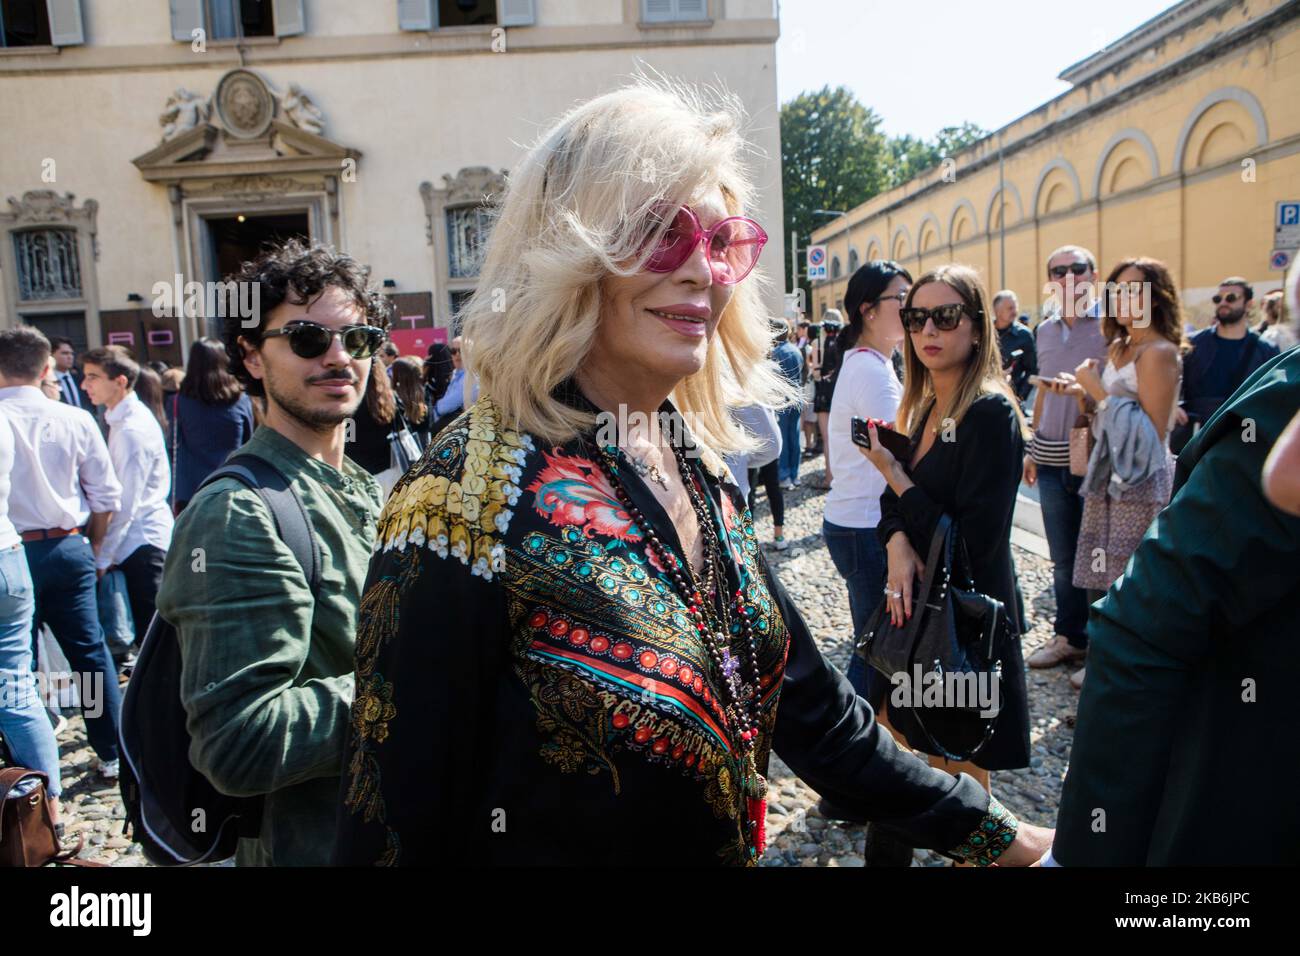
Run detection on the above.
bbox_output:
[822,261,912,701]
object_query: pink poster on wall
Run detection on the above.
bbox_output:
[389,324,448,357]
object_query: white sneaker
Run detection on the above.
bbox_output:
[96,759,120,781]
[773,537,789,551]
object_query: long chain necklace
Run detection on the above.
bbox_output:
[596,441,769,858]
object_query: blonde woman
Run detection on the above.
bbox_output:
[859,264,1032,800]
[335,82,1049,867]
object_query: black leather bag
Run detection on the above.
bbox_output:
[854,514,1008,761]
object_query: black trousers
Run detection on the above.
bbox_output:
[118,544,166,644]
[746,460,784,526]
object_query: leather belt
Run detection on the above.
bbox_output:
[20,527,83,543]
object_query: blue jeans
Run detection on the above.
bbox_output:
[1036,464,1090,647]
[822,520,887,700]
[0,545,62,796]
[25,535,122,763]
[777,408,802,484]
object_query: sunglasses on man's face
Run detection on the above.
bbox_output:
[899,304,972,333]
[642,204,768,285]
[1212,293,1243,305]
[261,321,387,360]
[1048,262,1092,280]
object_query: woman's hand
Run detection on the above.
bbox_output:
[995,822,1055,867]
[884,531,925,626]
[1022,453,1038,487]
[857,420,900,480]
[1073,358,1106,403]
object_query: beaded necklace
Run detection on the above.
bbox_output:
[596,441,769,858]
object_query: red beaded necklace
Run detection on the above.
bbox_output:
[596,441,769,858]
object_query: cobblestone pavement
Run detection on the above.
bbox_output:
[53,453,1075,867]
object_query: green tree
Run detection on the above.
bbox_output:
[782,87,987,305]
[780,86,890,301]
[887,122,987,187]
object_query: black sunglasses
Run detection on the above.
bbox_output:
[1049,262,1092,279]
[1211,293,1243,305]
[899,304,974,333]
[261,321,387,360]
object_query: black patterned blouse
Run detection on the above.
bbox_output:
[334,389,1018,866]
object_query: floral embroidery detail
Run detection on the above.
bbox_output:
[375,398,527,582]
[527,450,642,542]
[526,665,622,793]
[948,795,1019,866]
[353,674,397,743]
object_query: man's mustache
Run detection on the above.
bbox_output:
[307,372,358,385]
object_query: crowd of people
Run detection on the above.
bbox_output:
[0,311,474,837]
[1,79,1295,867]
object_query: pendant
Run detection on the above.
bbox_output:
[627,454,668,490]
[720,646,739,677]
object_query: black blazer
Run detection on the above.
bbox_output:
[877,391,1030,769]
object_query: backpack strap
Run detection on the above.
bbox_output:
[198,453,322,597]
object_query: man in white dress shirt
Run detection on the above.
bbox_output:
[80,346,174,653]
[0,326,124,779]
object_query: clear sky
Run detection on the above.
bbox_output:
[776,0,1180,139]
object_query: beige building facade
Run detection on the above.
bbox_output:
[0,0,783,364]
[811,0,1300,328]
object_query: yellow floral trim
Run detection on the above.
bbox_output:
[375,398,533,581]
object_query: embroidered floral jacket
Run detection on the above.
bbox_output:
[334,392,1017,866]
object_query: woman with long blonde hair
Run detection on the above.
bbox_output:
[858,264,1032,834]
[335,83,1049,866]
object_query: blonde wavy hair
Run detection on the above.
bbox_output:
[461,77,795,459]
[897,264,1030,438]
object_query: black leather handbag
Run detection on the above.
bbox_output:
[855,514,1008,761]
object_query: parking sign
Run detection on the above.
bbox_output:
[1277,201,1300,249]
[807,245,827,280]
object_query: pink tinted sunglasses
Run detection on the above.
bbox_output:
[643,204,768,285]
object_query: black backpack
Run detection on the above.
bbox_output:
[118,454,321,866]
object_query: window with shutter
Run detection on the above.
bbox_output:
[498,0,533,27]
[434,0,497,27]
[272,0,304,36]
[172,1,282,42]
[397,0,434,31]
[168,0,204,42]
[44,0,83,45]
[0,0,52,46]
[642,0,707,23]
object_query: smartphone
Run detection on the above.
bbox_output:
[1027,374,1049,387]
[851,416,911,460]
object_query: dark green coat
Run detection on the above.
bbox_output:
[1055,348,1300,865]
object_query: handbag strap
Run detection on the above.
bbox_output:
[898,515,1000,763]
[888,514,954,648]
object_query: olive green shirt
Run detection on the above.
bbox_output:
[156,425,382,866]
